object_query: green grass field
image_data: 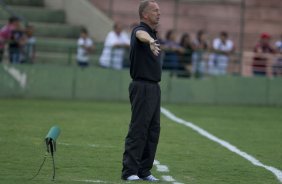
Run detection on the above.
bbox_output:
[0,99,282,184]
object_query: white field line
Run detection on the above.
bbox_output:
[153,160,169,172]
[3,65,27,88]
[58,142,115,148]
[161,107,282,183]
[60,142,179,183]
[73,179,119,184]
[162,175,175,182]
[58,142,71,146]
[154,160,183,184]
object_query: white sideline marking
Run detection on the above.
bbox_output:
[161,107,282,183]
[154,160,183,183]
[3,65,27,88]
[58,142,71,146]
[153,160,160,165]
[156,164,169,172]
[154,160,169,172]
[73,179,119,184]
[162,175,175,182]
[88,144,115,148]
[58,142,115,148]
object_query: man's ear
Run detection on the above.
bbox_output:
[142,12,148,19]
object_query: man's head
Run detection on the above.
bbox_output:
[25,25,34,36]
[80,28,88,38]
[260,32,271,44]
[196,30,206,41]
[139,0,160,28]
[165,30,176,41]
[220,31,228,42]
[8,16,20,28]
[113,22,123,35]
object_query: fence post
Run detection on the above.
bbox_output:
[71,65,77,99]
[239,0,246,76]
[67,47,73,65]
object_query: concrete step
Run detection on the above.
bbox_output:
[32,22,81,39]
[0,21,82,38]
[0,5,65,23]
[34,51,100,65]
[2,0,44,7]
[36,37,104,54]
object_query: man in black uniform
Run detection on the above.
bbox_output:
[122,0,161,182]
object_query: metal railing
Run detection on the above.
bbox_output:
[64,45,282,78]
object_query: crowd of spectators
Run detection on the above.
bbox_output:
[97,25,238,78]
[0,16,36,64]
[96,22,282,78]
[252,33,282,77]
[1,16,281,78]
[160,30,236,77]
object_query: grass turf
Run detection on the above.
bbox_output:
[0,99,281,184]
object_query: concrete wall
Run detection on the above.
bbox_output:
[90,0,282,50]
[44,0,113,41]
[1,64,282,105]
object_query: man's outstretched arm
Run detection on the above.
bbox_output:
[136,30,160,56]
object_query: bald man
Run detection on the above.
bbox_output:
[122,0,162,182]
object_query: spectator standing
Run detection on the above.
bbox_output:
[208,31,234,75]
[9,21,24,64]
[192,30,209,77]
[0,16,20,63]
[162,29,184,71]
[76,28,94,68]
[21,25,36,63]
[275,34,282,51]
[179,33,194,76]
[274,34,282,76]
[99,22,130,70]
[252,33,275,76]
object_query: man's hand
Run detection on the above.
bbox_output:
[136,30,161,56]
[149,40,161,56]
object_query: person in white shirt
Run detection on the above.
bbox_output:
[21,25,36,63]
[76,28,94,67]
[274,34,282,76]
[99,22,130,70]
[275,34,282,53]
[209,31,234,75]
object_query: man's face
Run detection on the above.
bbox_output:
[115,24,123,35]
[144,2,160,26]
[220,35,227,42]
[261,37,270,44]
[81,32,87,39]
[26,27,34,36]
[12,21,20,29]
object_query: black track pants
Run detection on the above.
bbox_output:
[122,81,161,179]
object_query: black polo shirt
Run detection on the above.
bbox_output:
[129,22,161,83]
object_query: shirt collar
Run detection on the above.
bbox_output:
[140,22,157,34]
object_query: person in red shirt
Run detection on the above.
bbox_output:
[252,33,275,76]
[0,16,20,63]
